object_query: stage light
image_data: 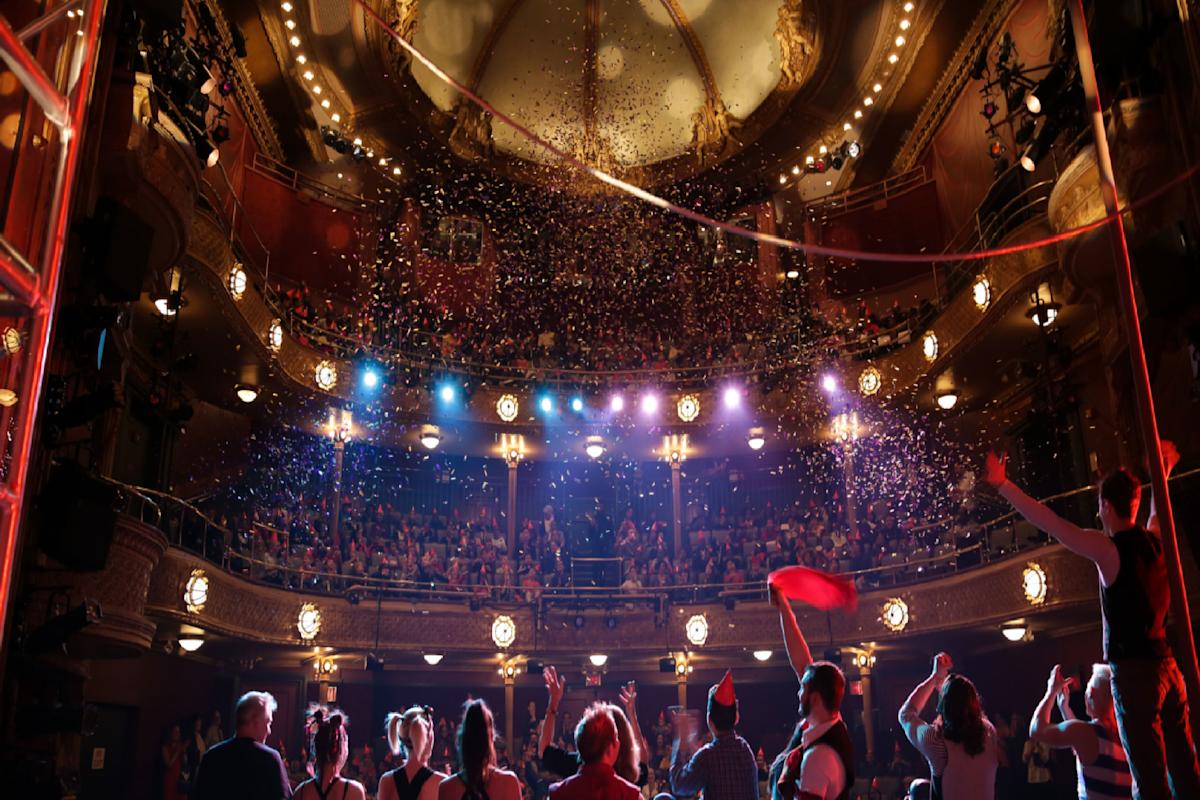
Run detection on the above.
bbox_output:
[747,428,766,451]
[1028,285,1061,327]
[268,319,284,352]
[785,269,800,279]
[820,374,839,394]
[235,384,259,404]
[438,383,457,404]
[178,637,204,652]
[841,140,861,159]
[496,394,519,422]
[589,654,608,667]
[1001,623,1028,642]
[881,598,909,632]
[570,396,584,413]
[610,394,625,413]
[184,569,208,613]
[419,425,442,450]
[921,331,938,362]
[685,614,709,646]
[297,602,322,640]
[981,100,998,119]
[677,394,700,422]
[360,365,381,390]
[539,395,555,414]
[752,650,773,662]
[1023,562,1047,605]
[423,653,444,665]
[491,614,516,649]
[904,1,914,11]
[314,360,338,391]
[936,391,958,410]
[155,298,177,317]
[973,277,992,309]
[640,393,659,415]
[858,367,881,396]
[723,386,742,408]
[0,389,20,407]
[585,436,606,459]
[195,138,219,168]
[988,138,1006,160]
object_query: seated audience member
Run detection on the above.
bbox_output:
[899,652,998,800]
[438,700,521,800]
[1029,664,1132,799]
[293,712,366,800]
[548,704,641,800]
[195,691,293,800]
[667,670,760,800]
[380,705,448,800]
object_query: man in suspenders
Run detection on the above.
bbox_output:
[1030,664,1132,798]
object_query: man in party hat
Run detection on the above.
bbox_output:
[666,670,760,799]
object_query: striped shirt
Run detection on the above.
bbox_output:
[1076,721,1132,799]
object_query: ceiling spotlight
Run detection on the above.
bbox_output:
[904,2,915,11]
[863,96,874,106]
[195,139,219,168]
[888,53,899,64]
[895,35,906,46]
[722,386,742,409]
[589,654,608,667]
[419,425,442,450]
[899,18,911,30]
[677,394,700,422]
[539,395,554,414]
[785,269,800,279]
[496,394,519,422]
[988,138,1006,159]
[1028,304,1060,327]
[752,650,772,662]
[570,396,584,413]
[314,360,337,391]
[1020,140,1046,172]
[155,298,177,317]
[1001,622,1029,642]
[360,365,381,390]
[289,35,301,47]
[438,383,457,404]
[235,384,259,404]
[936,391,958,410]
[820,373,840,394]
[177,637,205,652]
[640,393,659,415]
[585,436,606,459]
[281,2,294,11]
[981,100,998,119]
[872,82,882,92]
[423,653,444,665]
[841,141,861,161]
[747,427,766,451]
[609,394,625,413]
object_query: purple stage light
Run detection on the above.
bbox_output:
[610,394,625,413]
[723,386,742,409]
[821,374,840,394]
[640,393,659,415]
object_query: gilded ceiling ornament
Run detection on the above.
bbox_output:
[386,0,420,67]
[775,0,819,91]
[448,101,494,161]
[691,95,741,165]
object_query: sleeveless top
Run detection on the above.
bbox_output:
[1100,526,1170,661]
[1075,721,1132,799]
[389,765,434,800]
[302,777,350,800]
[454,770,491,800]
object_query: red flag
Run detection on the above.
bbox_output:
[768,566,857,611]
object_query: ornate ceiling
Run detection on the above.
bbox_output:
[240,0,915,191]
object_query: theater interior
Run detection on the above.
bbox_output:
[0,0,1199,798]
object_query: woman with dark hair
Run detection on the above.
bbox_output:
[899,652,998,799]
[293,711,366,800]
[438,699,520,800]
[379,705,448,800]
[162,723,186,800]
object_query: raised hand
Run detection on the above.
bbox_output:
[769,582,786,610]
[1161,440,1181,475]
[1046,664,1069,693]
[983,452,1008,488]
[932,652,953,680]
[543,665,565,710]
[618,681,638,717]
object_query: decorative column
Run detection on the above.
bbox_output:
[675,658,689,708]
[501,435,524,556]
[853,649,878,765]
[502,659,518,752]
[664,435,689,558]
[832,412,861,535]
[327,409,352,550]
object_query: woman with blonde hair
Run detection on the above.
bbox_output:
[380,705,448,800]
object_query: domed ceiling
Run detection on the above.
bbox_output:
[403,0,814,172]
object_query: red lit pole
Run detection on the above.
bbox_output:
[0,0,108,656]
[1067,1,1200,718]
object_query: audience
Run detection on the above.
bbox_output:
[547,704,641,800]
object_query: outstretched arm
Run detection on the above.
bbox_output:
[538,666,565,758]
[899,653,950,746]
[619,681,650,767]
[771,584,812,680]
[984,452,1118,583]
[1146,440,1179,534]
[1030,665,1094,756]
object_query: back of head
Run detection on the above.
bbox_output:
[386,706,427,758]
[1087,664,1115,717]
[1099,468,1140,520]
[937,675,988,757]
[574,703,619,766]
[314,712,349,778]
[458,699,495,791]
[235,691,277,736]
[806,661,846,714]
[606,704,641,781]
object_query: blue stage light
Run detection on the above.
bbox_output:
[570,396,584,413]
[539,395,554,414]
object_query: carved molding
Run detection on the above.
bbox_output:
[775,0,820,91]
[448,101,495,161]
[145,544,1095,661]
[691,95,742,166]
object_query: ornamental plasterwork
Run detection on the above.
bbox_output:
[775,0,820,91]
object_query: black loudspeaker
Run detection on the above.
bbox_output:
[36,463,120,571]
[84,198,154,302]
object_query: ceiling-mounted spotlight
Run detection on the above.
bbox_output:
[936,391,958,410]
[195,138,219,168]
[1025,64,1065,115]
[235,384,259,404]
[585,436,606,459]
[840,140,861,159]
[981,99,998,119]
[177,637,205,652]
[1001,622,1029,642]
[419,425,442,450]
[747,427,766,451]
[423,653,444,665]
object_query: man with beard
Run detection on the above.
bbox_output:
[769,584,854,800]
